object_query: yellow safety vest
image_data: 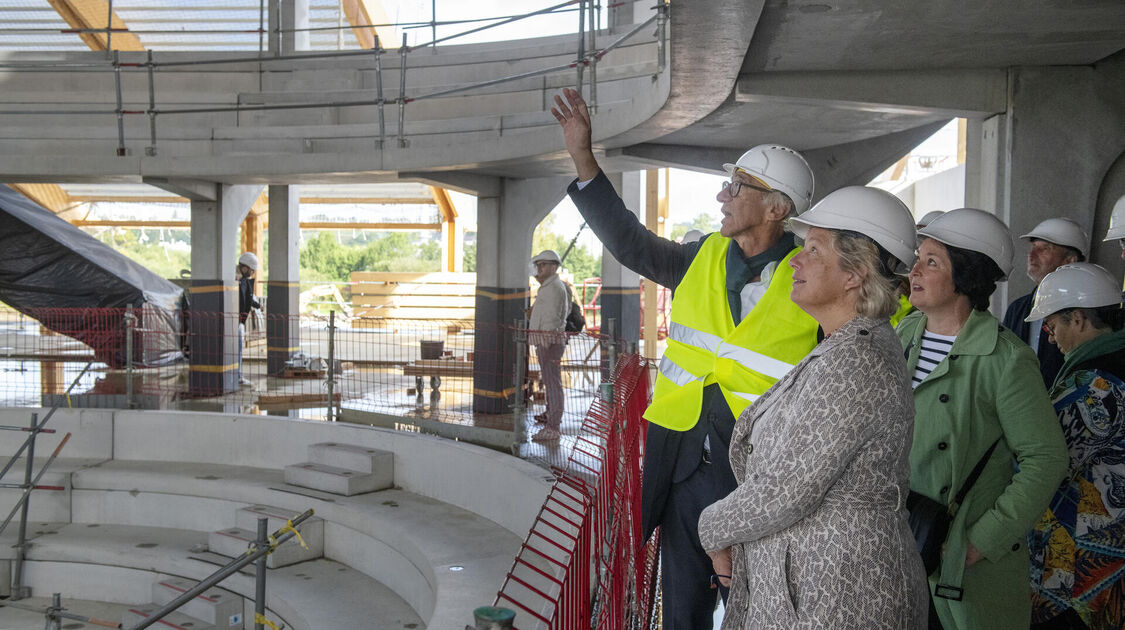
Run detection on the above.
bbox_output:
[890,294,915,327]
[644,234,820,431]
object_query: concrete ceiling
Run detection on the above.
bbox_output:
[492,0,1125,187]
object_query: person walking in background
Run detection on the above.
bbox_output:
[236,251,260,387]
[528,249,569,443]
[1003,218,1089,387]
[1026,263,1125,630]
[898,208,1068,630]
[698,186,928,629]
[552,87,821,628]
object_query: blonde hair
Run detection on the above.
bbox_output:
[831,231,902,320]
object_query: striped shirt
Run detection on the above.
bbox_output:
[912,330,957,389]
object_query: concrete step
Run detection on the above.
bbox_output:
[307,442,393,477]
[235,504,325,558]
[283,461,391,496]
[152,577,245,629]
[208,526,321,569]
[123,605,216,630]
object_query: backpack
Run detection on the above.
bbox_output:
[565,299,586,333]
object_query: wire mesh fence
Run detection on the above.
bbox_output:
[0,307,615,448]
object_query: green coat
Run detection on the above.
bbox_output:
[898,309,1068,630]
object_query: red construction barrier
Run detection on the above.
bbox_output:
[494,353,658,629]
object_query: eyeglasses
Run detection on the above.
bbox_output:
[721,179,772,198]
[1042,310,1074,337]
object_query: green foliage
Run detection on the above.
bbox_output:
[90,228,191,280]
[299,231,442,282]
[463,242,476,272]
[669,212,719,241]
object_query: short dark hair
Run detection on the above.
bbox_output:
[945,243,1005,311]
[1073,305,1125,332]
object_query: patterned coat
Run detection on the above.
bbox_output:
[698,316,928,629]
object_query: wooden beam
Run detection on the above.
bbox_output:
[47,0,144,51]
[68,195,188,204]
[10,183,82,215]
[300,196,436,205]
[341,0,398,49]
[430,187,457,222]
[72,220,442,231]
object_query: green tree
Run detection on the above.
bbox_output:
[533,216,602,282]
[669,212,719,241]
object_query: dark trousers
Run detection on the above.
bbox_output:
[1030,609,1091,630]
[660,456,730,629]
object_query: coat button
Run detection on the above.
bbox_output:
[940,486,949,494]
[1012,542,1020,551]
[939,394,950,403]
[747,444,754,454]
[950,354,959,361]
[938,442,948,450]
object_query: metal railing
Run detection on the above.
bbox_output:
[0,1,669,157]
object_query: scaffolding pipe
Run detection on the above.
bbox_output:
[253,517,268,630]
[125,305,135,408]
[125,509,314,630]
[398,33,408,148]
[44,593,121,629]
[326,311,336,423]
[512,319,527,454]
[374,35,385,148]
[114,50,126,156]
[10,413,37,600]
[104,0,113,59]
[576,0,586,92]
[146,50,157,156]
[0,362,91,483]
[656,2,668,75]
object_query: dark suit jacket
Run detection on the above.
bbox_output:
[1002,289,1065,388]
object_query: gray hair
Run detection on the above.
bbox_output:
[766,190,795,218]
[831,231,902,320]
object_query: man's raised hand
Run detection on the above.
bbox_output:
[551,87,599,181]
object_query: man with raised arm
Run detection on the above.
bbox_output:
[551,87,821,629]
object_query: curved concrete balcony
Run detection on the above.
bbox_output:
[0,408,553,629]
[0,29,668,183]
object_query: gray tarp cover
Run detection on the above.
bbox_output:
[0,184,185,367]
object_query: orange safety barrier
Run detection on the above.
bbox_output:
[493,353,658,629]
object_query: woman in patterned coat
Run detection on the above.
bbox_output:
[698,186,928,629]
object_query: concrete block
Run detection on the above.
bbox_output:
[235,505,324,558]
[283,462,391,496]
[208,526,320,569]
[307,442,394,478]
[123,605,216,630]
[152,577,244,629]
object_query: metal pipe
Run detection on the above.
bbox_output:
[258,0,265,55]
[656,2,668,75]
[593,14,656,62]
[431,0,437,49]
[397,33,408,148]
[589,54,598,113]
[146,50,157,156]
[253,517,268,630]
[11,413,37,600]
[374,35,385,148]
[409,59,578,102]
[0,433,72,539]
[511,319,527,453]
[576,0,586,92]
[417,0,577,49]
[44,593,119,628]
[125,305,135,408]
[125,509,315,630]
[326,311,336,423]
[104,0,113,59]
[114,50,126,156]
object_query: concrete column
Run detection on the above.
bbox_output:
[269,0,310,55]
[994,55,1125,303]
[266,185,301,375]
[189,184,264,396]
[472,176,570,414]
[599,172,641,350]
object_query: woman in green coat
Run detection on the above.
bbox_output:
[898,208,1068,630]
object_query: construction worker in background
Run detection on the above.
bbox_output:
[527,249,569,443]
[1026,263,1125,630]
[1003,218,1089,387]
[237,252,260,387]
[1105,194,1125,262]
[552,87,820,629]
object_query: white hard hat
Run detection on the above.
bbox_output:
[916,210,945,228]
[238,252,259,270]
[681,229,705,244]
[1104,194,1125,242]
[723,144,814,215]
[918,208,1015,279]
[1020,217,1089,258]
[1025,263,1122,321]
[531,249,561,264]
[788,186,917,273]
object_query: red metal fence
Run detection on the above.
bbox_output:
[494,353,658,629]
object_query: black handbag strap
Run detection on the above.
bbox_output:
[952,438,1001,508]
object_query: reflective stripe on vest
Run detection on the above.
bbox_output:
[643,234,819,431]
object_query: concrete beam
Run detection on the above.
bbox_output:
[400,172,501,197]
[736,69,1008,118]
[143,177,219,202]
